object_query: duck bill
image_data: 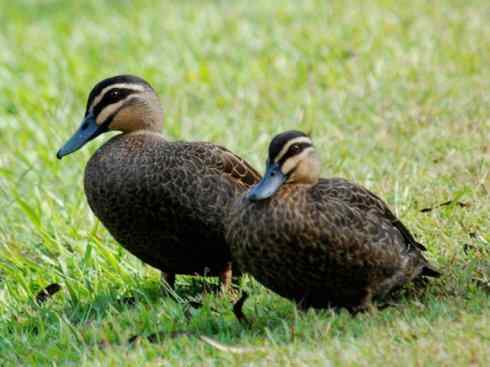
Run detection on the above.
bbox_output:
[247,163,286,201]
[56,114,106,159]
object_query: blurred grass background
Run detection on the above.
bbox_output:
[0,0,489,365]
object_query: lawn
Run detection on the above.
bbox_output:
[0,0,489,365]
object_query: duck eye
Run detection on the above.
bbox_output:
[290,144,301,154]
[107,89,120,99]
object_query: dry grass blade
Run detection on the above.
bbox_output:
[127,331,268,354]
[35,283,61,305]
[198,336,267,354]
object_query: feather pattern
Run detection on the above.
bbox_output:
[57,75,261,286]
[226,131,439,311]
[85,132,260,276]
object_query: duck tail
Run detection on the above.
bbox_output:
[416,252,441,278]
[413,250,441,279]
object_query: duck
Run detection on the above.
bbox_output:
[226,130,440,311]
[56,75,261,290]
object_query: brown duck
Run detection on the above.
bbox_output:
[57,75,260,289]
[226,130,440,311]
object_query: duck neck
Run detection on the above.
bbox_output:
[141,96,164,133]
[118,98,164,135]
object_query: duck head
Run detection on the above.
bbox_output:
[57,75,163,159]
[247,130,321,201]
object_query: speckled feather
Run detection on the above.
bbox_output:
[226,178,439,311]
[85,131,260,276]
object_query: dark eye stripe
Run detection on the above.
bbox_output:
[91,88,137,117]
[278,142,312,165]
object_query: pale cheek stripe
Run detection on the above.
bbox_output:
[281,147,314,174]
[95,95,138,125]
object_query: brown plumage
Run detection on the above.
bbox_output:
[57,75,260,289]
[226,130,440,311]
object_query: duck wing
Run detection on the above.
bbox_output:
[312,180,440,278]
[317,178,427,252]
[211,144,261,187]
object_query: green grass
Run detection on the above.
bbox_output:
[1,0,489,365]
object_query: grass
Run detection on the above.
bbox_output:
[0,0,489,365]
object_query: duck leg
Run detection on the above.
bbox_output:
[296,290,312,311]
[219,261,233,293]
[349,288,374,315]
[161,272,176,290]
[375,271,408,300]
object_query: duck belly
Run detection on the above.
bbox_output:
[234,237,381,309]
